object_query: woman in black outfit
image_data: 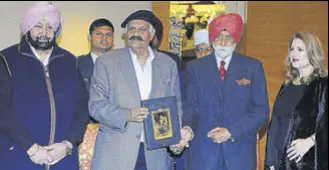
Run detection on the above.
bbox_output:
[265,32,328,170]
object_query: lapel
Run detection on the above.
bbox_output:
[85,53,94,77]
[149,50,162,99]
[222,53,244,97]
[205,53,224,102]
[119,48,141,100]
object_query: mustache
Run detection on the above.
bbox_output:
[129,36,143,41]
[36,36,51,42]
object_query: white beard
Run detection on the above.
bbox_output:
[213,44,236,59]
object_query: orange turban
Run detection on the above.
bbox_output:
[208,13,243,44]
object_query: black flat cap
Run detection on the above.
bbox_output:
[121,10,157,28]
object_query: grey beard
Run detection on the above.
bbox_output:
[26,32,55,50]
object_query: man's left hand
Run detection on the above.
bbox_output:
[287,138,315,163]
[44,141,73,165]
[169,127,192,154]
[207,127,231,144]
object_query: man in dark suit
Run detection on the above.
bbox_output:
[76,18,114,170]
[178,13,270,170]
[77,18,114,92]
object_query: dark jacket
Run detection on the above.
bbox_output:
[0,38,89,170]
[265,77,328,170]
[77,53,94,93]
[77,53,98,123]
[0,55,12,137]
[157,49,182,72]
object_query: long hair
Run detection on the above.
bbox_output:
[284,32,327,84]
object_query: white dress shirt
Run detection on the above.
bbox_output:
[215,52,232,70]
[129,46,155,142]
[30,45,52,66]
[90,51,99,64]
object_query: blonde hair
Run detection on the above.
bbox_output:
[284,32,328,84]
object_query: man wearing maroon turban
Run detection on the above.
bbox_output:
[0,2,89,170]
[179,13,270,170]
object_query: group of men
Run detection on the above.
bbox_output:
[0,2,269,170]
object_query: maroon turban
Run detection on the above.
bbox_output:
[208,13,243,44]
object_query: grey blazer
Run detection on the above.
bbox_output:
[89,47,182,170]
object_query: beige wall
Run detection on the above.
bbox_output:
[0,1,151,56]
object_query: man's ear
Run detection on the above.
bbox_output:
[88,34,91,42]
[149,31,155,43]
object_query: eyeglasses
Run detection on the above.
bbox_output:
[195,47,212,53]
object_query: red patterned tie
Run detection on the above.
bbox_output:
[219,60,226,80]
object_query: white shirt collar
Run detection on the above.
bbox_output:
[128,46,155,65]
[29,45,53,66]
[215,52,233,70]
[90,51,98,63]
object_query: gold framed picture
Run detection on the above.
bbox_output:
[151,108,173,140]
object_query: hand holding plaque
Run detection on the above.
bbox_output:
[141,96,181,150]
[127,107,149,122]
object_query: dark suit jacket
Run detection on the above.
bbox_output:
[77,53,94,93]
[77,53,98,123]
[157,49,182,72]
[183,52,269,170]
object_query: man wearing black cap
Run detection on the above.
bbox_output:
[89,10,186,170]
[152,17,182,72]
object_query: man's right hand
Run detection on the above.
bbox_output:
[27,143,54,165]
[127,108,149,122]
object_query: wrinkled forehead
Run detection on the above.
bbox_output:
[127,20,151,28]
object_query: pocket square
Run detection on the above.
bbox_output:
[236,77,251,86]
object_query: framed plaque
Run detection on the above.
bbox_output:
[141,96,181,150]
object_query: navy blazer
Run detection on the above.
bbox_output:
[77,53,94,92]
[182,52,269,170]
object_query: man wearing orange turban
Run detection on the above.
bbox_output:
[0,2,89,170]
[179,13,270,170]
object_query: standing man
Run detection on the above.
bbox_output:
[173,29,213,170]
[77,18,114,170]
[0,2,89,170]
[77,18,114,92]
[89,10,182,170]
[180,13,269,170]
